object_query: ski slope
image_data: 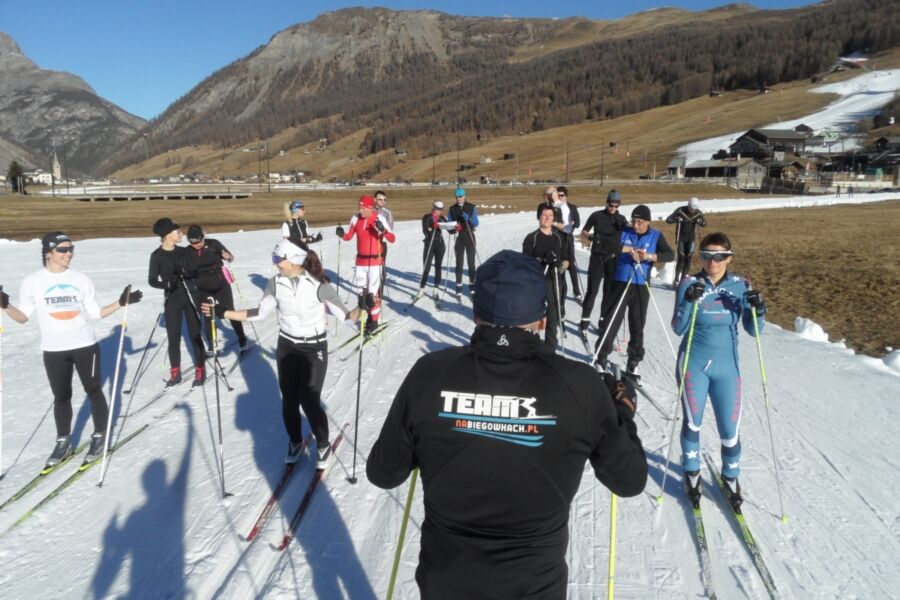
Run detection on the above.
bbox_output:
[0,192,899,599]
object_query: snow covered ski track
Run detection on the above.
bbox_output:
[0,196,899,598]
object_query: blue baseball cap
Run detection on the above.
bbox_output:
[454,188,466,198]
[290,200,304,211]
[474,250,547,326]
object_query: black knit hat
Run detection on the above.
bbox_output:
[631,204,652,221]
[153,217,180,238]
[474,250,547,326]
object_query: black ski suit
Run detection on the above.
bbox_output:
[522,228,572,350]
[448,202,478,289]
[367,326,647,600]
[182,238,246,348]
[148,246,205,370]
[579,208,628,328]
[420,213,447,289]
[666,206,707,284]
[282,218,321,245]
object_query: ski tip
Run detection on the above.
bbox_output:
[655,494,664,505]
[781,515,789,524]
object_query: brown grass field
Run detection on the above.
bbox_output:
[2,188,897,357]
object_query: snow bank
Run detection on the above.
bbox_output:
[883,350,900,374]
[794,317,830,343]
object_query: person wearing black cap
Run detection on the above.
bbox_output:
[183,224,248,354]
[367,249,647,600]
[2,232,142,469]
[148,218,206,387]
[666,197,707,285]
[281,200,322,244]
[579,189,629,339]
[522,203,573,350]
[594,204,674,379]
[417,201,450,300]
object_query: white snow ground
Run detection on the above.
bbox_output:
[679,68,900,164]
[1,193,899,600]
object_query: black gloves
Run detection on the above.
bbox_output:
[744,289,765,311]
[374,219,386,234]
[0,288,8,309]
[685,281,706,302]
[313,232,323,243]
[118,286,143,307]
[358,293,376,310]
[336,226,345,237]
[603,373,637,418]
[545,250,564,269]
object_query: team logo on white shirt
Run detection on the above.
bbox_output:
[43,283,82,320]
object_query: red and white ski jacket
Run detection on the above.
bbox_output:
[342,213,396,266]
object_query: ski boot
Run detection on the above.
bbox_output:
[432,289,441,302]
[316,442,333,469]
[455,283,463,302]
[579,319,590,342]
[193,366,206,387]
[239,338,252,355]
[285,440,304,464]
[166,367,182,387]
[721,476,744,513]
[624,359,641,387]
[44,436,72,470]
[684,470,703,508]
[414,287,425,300]
[83,431,107,466]
[593,354,609,375]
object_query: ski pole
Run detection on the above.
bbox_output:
[552,266,566,354]
[645,280,680,362]
[656,301,699,503]
[608,493,618,600]
[386,467,419,600]
[751,303,787,523]
[181,279,232,391]
[229,272,260,343]
[464,221,482,266]
[439,235,453,302]
[347,310,367,484]
[591,268,636,365]
[97,285,132,487]
[208,297,231,498]
[123,310,162,395]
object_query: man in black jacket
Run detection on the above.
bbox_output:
[578,189,628,338]
[665,197,707,285]
[522,203,573,350]
[367,249,647,600]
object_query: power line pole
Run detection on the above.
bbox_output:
[564,142,569,182]
[266,139,271,193]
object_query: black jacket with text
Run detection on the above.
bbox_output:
[367,326,647,599]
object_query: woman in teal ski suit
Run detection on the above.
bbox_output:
[671,232,766,505]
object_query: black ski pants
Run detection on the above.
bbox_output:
[544,272,565,350]
[276,336,329,447]
[594,281,649,365]
[164,288,205,370]
[580,253,617,325]
[196,278,247,347]
[564,234,581,295]
[43,344,108,436]
[674,241,695,285]
[420,237,446,289]
[454,231,477,287]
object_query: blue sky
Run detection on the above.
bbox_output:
[3,0,815,121]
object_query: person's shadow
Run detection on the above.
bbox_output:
[90,403,193,599]
[72,325,133,444]
[230,339,376,598]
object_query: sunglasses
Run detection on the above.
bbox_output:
[272,254,286,265]
[53,246,75,254]
[558,193,567,197]
[189,238,203,244]
[699,250,734,262]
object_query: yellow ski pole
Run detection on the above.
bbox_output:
[387,467,419,600]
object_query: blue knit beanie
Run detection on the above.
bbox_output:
[474,250,547,325]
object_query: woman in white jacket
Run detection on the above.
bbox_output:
[203,239,358,467]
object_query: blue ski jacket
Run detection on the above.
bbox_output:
[613,227,673,285]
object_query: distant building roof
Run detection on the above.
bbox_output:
[752,128,810,141]
[686,158,761,169]
[667,157,686,168]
